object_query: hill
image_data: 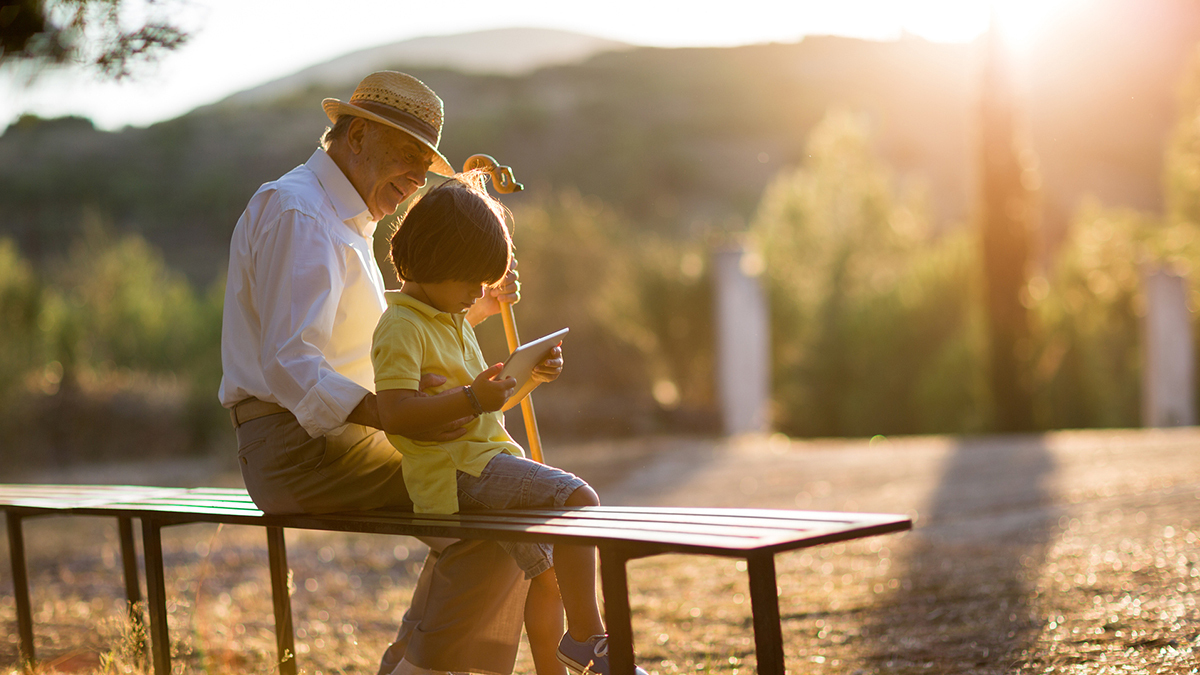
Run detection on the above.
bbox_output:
[1,0,1198,283]
[220,27,632,106]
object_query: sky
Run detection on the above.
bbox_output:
[0,0,1080,132]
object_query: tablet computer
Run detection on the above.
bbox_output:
[498,327,568,391]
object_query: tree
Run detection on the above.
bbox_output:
[750,110,986,437]
[978,25,1039,432]
[0,0,185,79]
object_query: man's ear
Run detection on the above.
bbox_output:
[346,117,369,155]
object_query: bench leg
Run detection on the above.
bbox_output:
[118,517,148,663]
[141,519,172,675]
[5,511,35,671]
[747,552,785,675]
[598,544,636,675]
[266,526,297,675]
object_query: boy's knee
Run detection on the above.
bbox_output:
[565,484,600,507]
[531,567,559,590]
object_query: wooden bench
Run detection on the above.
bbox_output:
[2,484,911,675]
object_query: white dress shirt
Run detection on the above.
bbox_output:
[219,148,387,438]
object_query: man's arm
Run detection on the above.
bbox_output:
[346,392,382,429]
[252,209,369,436]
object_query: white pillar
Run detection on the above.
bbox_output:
[1141,266,1195,427]
[713,244,771,435]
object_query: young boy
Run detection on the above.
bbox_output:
[372,173,647,675]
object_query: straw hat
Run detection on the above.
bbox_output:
[322,71,454,176]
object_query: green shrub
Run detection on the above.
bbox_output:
[0,225,228,468]
[0,238,43,407]
[749,110,988,436]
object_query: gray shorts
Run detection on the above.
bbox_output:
[456,453,589,579]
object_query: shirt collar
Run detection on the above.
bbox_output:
[306,148,376,238]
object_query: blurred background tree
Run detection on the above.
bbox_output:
[1026,42,1200,431]
[750,110,987,437]
[978,27,1038,432]
[0,0,186,78]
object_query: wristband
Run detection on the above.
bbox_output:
[464,385,486,416]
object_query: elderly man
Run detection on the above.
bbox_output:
[219,71,530,675]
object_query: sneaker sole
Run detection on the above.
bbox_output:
[556,651,596,675]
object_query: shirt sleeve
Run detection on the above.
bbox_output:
[372,312,423,393]
[254,208,368,436]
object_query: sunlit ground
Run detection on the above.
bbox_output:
[2,428,1197,674]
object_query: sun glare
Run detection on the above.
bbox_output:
[894,0,1084,51]
[990,0,1084,52]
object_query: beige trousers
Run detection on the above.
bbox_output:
[235,410,529,675]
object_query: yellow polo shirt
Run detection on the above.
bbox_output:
[372,290,523,514]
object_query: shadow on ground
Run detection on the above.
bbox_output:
[863,434,1060,673]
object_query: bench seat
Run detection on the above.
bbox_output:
[2,484,911,675]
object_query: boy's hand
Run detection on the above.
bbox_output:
[531,344,563,384]
[471,363,516,412]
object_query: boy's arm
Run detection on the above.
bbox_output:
[378,363,516,437]
[348,374,474,442]
[377,387,476,437]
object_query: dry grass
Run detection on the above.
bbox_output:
[2,430,1199,674]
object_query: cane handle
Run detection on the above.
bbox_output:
[464,154,525,194]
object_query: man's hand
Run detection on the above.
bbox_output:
[401,412,472,442]
[466,261,520,327]
[396,373,471,442]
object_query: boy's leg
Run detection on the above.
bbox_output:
[552,485,605,641]
[525,570,567,675]
[456,455,604,639]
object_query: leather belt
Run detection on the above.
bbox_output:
[229,398,289,428]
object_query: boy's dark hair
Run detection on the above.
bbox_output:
[390,171,513,284]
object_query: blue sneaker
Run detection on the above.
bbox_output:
[556,633,648,675]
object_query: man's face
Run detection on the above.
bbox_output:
[350,119,436,220]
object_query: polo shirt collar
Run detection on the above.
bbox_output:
[306,148,376,238]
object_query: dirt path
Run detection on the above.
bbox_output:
[552,428,1200,674]
[2,428,1198,674]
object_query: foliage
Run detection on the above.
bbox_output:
[0,236,42,408]
[0,0,186,79]
[750,111,988,437]
[499,190,717,436]
[1027,204,1148,429]
[589,230,714,429]
[0,224,226,467]
[42,220,201,374]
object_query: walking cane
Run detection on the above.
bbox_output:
[464,154,547,464]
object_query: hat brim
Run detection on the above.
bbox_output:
[322,98,455,177]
